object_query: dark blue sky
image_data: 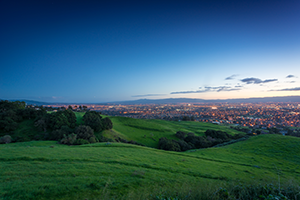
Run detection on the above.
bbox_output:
[1,0,300,103]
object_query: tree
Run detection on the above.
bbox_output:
[0,117,18,132]
[49,125,73,140]
[83,105,87,110]
[63,109,77,128]
[83,111,103,132]
[175,131,186,140]
[34,118,47,132]
[184,134,210,149]
[158,137,181,151]
[102,117,113,130]
[205,129,230,140]
[0,100,25,112]
[176,139,192,151]
[47,111,70,130]
[0,135,12,144]
[60,133,77,145]
[75,125,94,140]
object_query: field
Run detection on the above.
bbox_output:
[92,115,244,148]
[1,134,300,199]
[1,113,299,199]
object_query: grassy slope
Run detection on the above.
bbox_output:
[0,135,299,199]
[188,134,300,172]
[107,116,244,148]
[0,119,40,142]
[74,112,85,125]
[75,112,244,148]
[75,112,244,147]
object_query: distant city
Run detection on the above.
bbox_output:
[41,102,300,132]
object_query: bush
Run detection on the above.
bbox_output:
[175,131,186,139]
[184,135,210,149]
[102,117,113,130]
[75,139,89,145]
[176,139,192,151]
[0,135,12,144]
[89,137,97,143]
[75,125,94,140]
[83,111,103,132]
[49,126,73,141]
[60,133,77,145]
[158,137,181,152]
[205,129,230,140]
[231,133,245,139]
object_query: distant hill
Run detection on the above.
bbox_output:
[3,95,300,105]
[0,99,52,106]
[99,116,245,148]
[105,96,300,105]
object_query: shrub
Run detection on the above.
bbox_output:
[75,139,89,145]
[89,137,97,143]
[0,135,12,144]
[60,133,77,145]
[49,126,73,141]
[175,131,187,139]
[83,111,103,132]
[158,137,181,152]
[205,129,230,140]
[184,135,210,149]
[176,139,192,151]
[102,117,113,130]
[75,125,94,140]
[231,133,245,139]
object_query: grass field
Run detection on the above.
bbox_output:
[0,134,300,199]
[74,112,245,148]
[100,116,245,148]
[1,113,299,199]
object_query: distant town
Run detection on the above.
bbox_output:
[40,102,300,134]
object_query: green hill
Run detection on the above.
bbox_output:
[0,134,299,199]
[101,116,245,148]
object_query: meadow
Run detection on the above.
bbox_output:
[1,134,300,199]
[1,113,300,199]
[97,115,244,148]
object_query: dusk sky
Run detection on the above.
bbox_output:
[1,0,300,103]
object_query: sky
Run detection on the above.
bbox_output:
[1,0,300,103]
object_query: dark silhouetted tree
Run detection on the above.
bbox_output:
[83,111,103,132]
[63,109,77,128]
[102,117,113,130]
[75,125,94,140]
[175,131,187,139]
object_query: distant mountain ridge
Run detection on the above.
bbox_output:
[107,96,300,104]
[3,96,300,105]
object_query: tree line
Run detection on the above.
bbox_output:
[158,130,245,152]
[0,100,113,145]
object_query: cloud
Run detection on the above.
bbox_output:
[240,77,278,84]
[225,74,238,80]
[170,90,207,94]
[131,94,165,98]
[171,86,241,94]
[286,75,296,78]
[217,87,241,92]
[285,81,296,84]
[262,79,278,83]
[269,87,300,92]
[240,78,262,84]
